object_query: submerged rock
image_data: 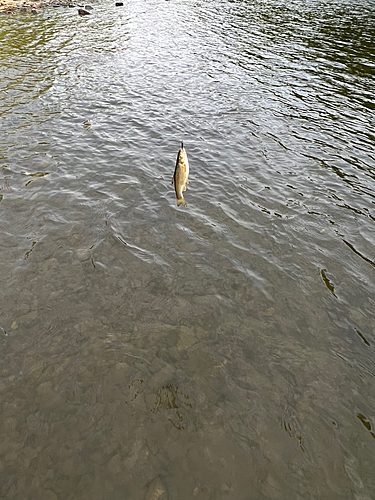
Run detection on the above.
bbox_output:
[115,2,123,5]
[84,4,93,8]
[145,477,167,500]
[78,7,90,14]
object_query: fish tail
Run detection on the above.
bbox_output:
[177,197,187,207]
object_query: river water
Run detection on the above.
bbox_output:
[0,0,374,498]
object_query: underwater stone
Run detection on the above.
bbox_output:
[148,364,175,390]
[40,491,58,500]
[107,453,123,477]
[145,477,167,500]
[36,381,53,395]
[177,326,197,351]
[75,248,90,261]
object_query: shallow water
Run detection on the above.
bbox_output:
[1,0,375,498]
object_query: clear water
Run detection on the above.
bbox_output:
[1,0,375,498]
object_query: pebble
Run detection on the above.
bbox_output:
[75,248,90,261]
[266,307,275,316]
[145,477,167,500]
[176,326,197,351]
[37,381,54,395]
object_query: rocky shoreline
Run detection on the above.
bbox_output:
[0,0,86,14]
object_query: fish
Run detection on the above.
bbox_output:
[172,142,189,207]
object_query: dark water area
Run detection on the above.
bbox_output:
[0,0,374,498]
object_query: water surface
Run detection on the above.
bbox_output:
[1,0,375,498]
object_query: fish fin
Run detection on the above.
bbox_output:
[186,178,189,184]
[171,177,174,184]
[182,185,186,191]
[181,141,184,149]
[177,198,187,207]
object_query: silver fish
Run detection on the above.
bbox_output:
[172,142,189,207]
